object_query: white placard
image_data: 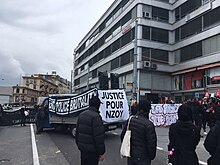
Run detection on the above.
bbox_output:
[98,89,129,123]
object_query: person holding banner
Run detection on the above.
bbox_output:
[75,95,105,165]
[120,100,157,165]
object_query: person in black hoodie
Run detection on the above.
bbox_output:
[75,95,105,165]
[169,104,200,165]
[204,103,220,165]
[121,100,157,165]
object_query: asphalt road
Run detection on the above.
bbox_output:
[0,125,210,165]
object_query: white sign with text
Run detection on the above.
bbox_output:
[98,89,129,123]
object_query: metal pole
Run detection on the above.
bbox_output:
[70,70,73,94]
[87,66,90,90]
[132,19,138,100]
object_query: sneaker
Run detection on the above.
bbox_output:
[204,132,207,135]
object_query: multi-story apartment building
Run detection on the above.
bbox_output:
[22,75,59,96]
[73,0,220,103]
[12,85,40,103]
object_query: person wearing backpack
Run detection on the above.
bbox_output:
[204,103,220,165]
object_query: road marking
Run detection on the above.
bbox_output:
[112,132,118,135]
[30,124,40,165]
[199,160,207,165]
[156,146,207,165]
[156,146,163,150]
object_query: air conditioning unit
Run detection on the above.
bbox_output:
[143,12,150,19]
[143,61,151,68]
[151,63,157,70]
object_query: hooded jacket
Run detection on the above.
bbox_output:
[75,106,105,155]
[204,121,220,165]
[169,120,200,165]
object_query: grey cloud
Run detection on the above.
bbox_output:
[0,0,114,87]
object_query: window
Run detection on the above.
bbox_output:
[142,26,150,40]
[99,36,105,47]
[142,47,150,61]
[175,0,202,21]
[99,22,105,32]
[16,88,19,93]
[152,27,169,43]
[151,49,169,63]
[92,69,97,78]
[112,39,120,53]
[181,0,202,18]
[94,41,99,52]
[92,55,98,64]
[121,0,129,8]
[111,56,120,70]
[97,51,104,61]
[204,7,220,29]
[120,51,131,67]
[74,79,80,86]
[121,28,134,47]
[180,41,202,62]
[104,46,111,58]
[152,7,169,22]
[181,17,202,39]
[175,28,180,42]
[121,11,131,26]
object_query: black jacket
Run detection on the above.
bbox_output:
[169,120,200,165]
[75,106,105,155]
[121,113,157,162]
[204,121,220,165]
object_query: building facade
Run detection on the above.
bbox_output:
[73,0,220,103]
[12,85,40,103]
[24,72,71,94]
[22,75,59,97]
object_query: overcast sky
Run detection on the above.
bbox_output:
[0,0,115,86]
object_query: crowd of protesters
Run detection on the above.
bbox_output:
[184,97,219,137]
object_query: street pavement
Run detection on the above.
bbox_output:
[0,124,210,165]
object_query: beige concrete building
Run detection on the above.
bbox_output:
[12,85,40,103]
[22,75,59,96]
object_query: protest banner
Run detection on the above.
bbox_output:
[98,89,129,123]
[149,104,181,126]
